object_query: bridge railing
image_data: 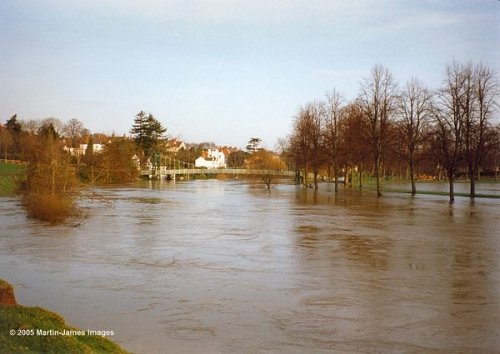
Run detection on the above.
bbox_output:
[141,167,295,177]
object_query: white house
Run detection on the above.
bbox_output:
[195,148,226,168]
[64,143,104,157]
[80,143,104,153]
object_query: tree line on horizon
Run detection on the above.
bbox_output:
[0,61,499,222]
[283,61,499,201]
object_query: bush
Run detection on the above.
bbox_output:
[22,192,75,224]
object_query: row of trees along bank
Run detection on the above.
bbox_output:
[286,62,499,201]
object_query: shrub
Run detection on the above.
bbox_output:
[22,192,76,224]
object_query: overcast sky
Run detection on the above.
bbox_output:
[1,0,498,148]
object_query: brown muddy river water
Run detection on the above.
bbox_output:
[1,180,499,353]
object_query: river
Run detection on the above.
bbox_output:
[1,179,499,353]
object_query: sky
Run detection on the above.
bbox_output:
[1,0,499,149]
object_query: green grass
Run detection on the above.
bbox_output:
[0,280,128,354]
[0,306,128,354]
[0,162,26,196]
[0,279,12,288]
[381,187,500,199]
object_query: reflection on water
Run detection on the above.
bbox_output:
[1,180,499,353]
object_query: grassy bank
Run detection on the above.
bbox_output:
[0,280,128,354]
[0,162,26,196]
[382,187,500,199]
[0,305,128,353]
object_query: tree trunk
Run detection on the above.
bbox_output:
[470,169,476,199]
[334,165,339,193]
[449,173,455,202]
[304,164,308,187]
[313,170,318,190]
[359,164,363,190]
[264,175,271,189]
[409,158,416,195]
[51,162,56,197]
[375,156,382,197]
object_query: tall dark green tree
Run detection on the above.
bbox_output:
[130,111,166,157]
[6,114,21,133]
[5,114,22,158]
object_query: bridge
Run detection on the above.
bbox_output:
[141,167,296,180]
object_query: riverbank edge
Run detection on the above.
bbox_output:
[0,279,128,354]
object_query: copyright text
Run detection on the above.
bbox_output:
[10,329,114,337]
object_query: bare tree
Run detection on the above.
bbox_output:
[20,119,41,135]
[397,77,433,195]
[63,118,86,148]
[432,62,469,202]
[358,65,398,197]
[340,103,370,189]
[40,118,64,137]
[275,137,294,172]
[289,102,325,189]
[246,149,286,189]
[324,90,344,192]
[491,124,500,181]
[464,63,498,198]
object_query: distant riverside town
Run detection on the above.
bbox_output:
[63,137,240,169]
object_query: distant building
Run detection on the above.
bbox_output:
[195,148,226,168]
[165,139,187,153]
[80,143,104,153]
[63,143,104,157]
